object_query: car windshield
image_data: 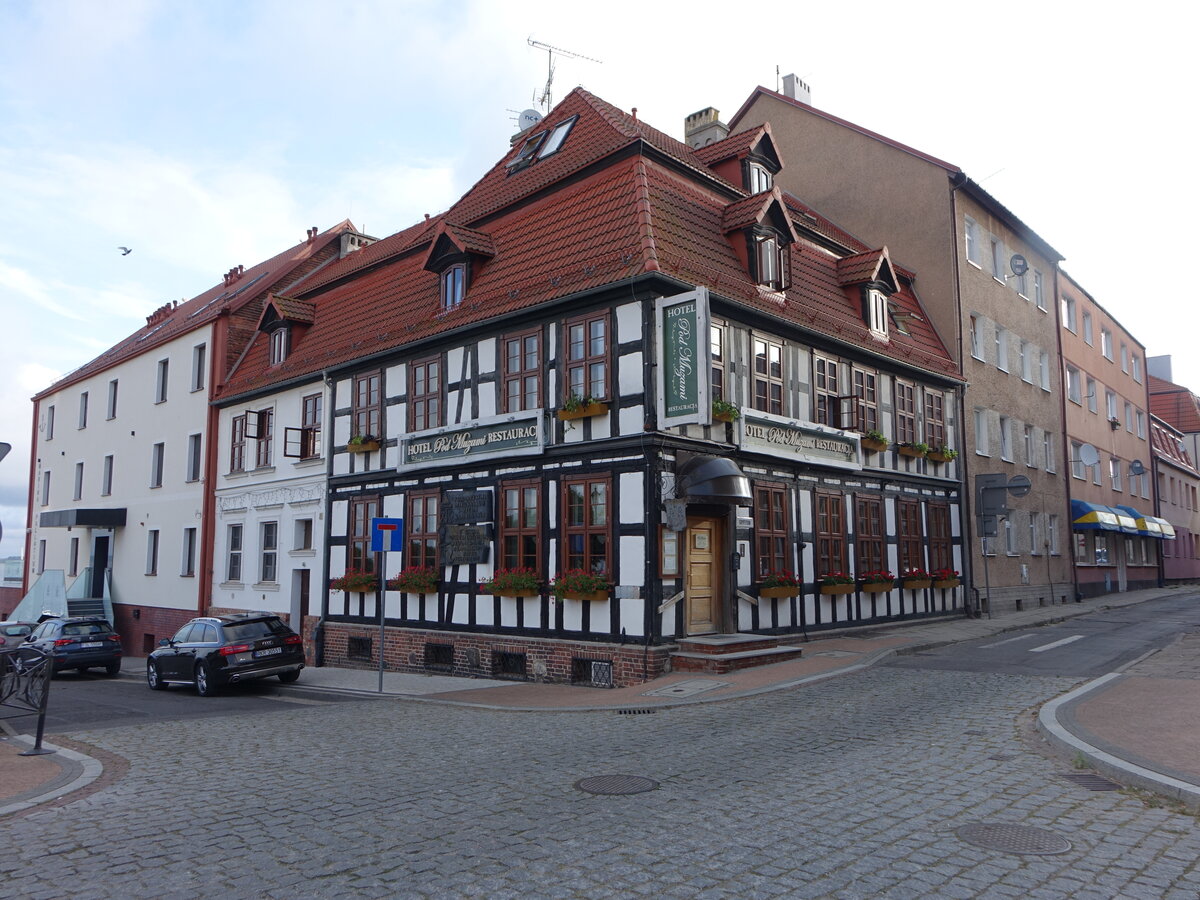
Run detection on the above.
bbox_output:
[62,622,111,636]
[222,619,290,641]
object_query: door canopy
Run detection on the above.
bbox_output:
[677,456,752,503]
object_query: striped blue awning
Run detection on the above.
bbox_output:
[1070,500,1137,533]
[1115,505,1167,539]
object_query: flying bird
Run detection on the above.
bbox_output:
[118,247,132,255]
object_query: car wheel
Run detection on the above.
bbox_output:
[278,669,300,684]
[194,662,218,697]
[104,661,121,677]
[147,661,168,690]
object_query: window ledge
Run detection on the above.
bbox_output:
[967,260,982,271]
[993,276,1007,286]
[292,457,325,469]
[289,549,317,558]
[251,582,280,592]
[218,581,244,590]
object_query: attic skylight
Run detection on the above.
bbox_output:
[537,115,577,159]
[506,115,578,174]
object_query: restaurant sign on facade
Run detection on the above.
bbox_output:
[737,412,861,470]
[399,414,543,470]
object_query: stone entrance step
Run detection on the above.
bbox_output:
[671,634,802,674]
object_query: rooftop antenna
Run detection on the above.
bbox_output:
[527,37,602,113]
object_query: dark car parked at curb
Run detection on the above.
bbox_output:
[147,613,304,696]
[22,616,123,675]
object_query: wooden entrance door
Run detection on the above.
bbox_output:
[685,516,722,635]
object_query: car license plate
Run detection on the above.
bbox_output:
[255,647,282,658]
[80,642,103,648]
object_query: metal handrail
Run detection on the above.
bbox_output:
[0,646,55,755]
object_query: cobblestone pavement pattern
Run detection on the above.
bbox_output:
[2,668,1199,899]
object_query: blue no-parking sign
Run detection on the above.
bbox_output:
[370,517,405,552]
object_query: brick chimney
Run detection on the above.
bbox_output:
[684,107,728,149]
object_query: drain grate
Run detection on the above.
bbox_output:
[956,823,1072,856]
[575,775,660,796]
[1061,772,1123,791]
[617,708,657,715]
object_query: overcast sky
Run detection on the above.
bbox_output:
[1,0,1197,559]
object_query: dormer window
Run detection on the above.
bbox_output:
[867,290,889,339]
[441,264,466,310]
[754,233,788,290]
[748,163,772,193]
[269,326,289,365]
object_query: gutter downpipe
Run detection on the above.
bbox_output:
[949,172,978,617]
[314,368,334,668]
[197,317,226,616]
[1053,269,1078,603]
[24,399,39,595]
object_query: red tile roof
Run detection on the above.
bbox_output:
[836,249,896,289]
[1149,375,1200,433]
[720,188,798,240]
[1150,416,1198,473]
[220,92,960,399]
[692,124,771,166]
[34,222,356,399]
[267,295,316,324]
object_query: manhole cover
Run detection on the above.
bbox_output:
[575,775,660,796]
[642,679,729,698]
[956,823,1072,856]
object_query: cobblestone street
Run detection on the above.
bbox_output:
[3,667,1199,899]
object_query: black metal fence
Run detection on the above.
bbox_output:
[0,646,55,755]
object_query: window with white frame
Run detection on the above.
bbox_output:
[1132,355,1143,383]
[269,328,288,365]
[1019,341,1032,382]
[1066,366,1081,404]
[1034,270,1045,309]
[748,163,772,193]
[69,537,79,577]
[150,442,164,488]
[146,529,160,575]
[867,290,888,338]
[294,518,314,551]
[1029,513,1041,555]
[1023,424,1034,467]
[1110,458,1122,492]
[999,416,1012,461]
[186,433,202,482]
[191,343,207,392]
[1086,377,1098,413]
[227,524,243,582]
[1062,295,1077,332]
[975,409,990,456]
[1039,351,1050,390]
[1004,517,1016,555]
[1048,515,1059,554]
[260,522,278,583]
[45,404,54,440]
[1101,328,1113,360]
[1044,431,1055,473]
[990,239,1004,280]
[995,327,1009,372]
[969,315,984,360]
[107,379,118,419]
[1120,343,1129,373]
[73,462,83,500]
[182,527,197,577]
[1124,402,1134,433]
[1105,389,1118,422]
[1082,311,1093,345]
[1092,458,1102,485]
[102,455,113,496]
[78,391,88,429]
[1136,410,1145,439]
[155,358,169,403]
[965,218,981,266]
[41,470,50,506]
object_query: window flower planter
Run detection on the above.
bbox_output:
[903,578,933,590]
[713,410,737,423]
[933,578,961,589]
[819,584,855,596]
[861,437,888,454]
[897,444,928,459]
[557,402,608,421]
[347,440,380,453]
[491,589,540,598]
[561,589,608,602]
[927,450,956,464]
[861,581,893,593]
[759,586,800,598]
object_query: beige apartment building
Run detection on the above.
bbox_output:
[722,81,1074,612]
[1058,272,1159,595]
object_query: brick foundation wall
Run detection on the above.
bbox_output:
[111,604,196,657]
[318,623,672,688]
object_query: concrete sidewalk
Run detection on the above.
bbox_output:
[3,584,1197,815]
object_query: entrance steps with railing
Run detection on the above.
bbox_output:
[670,634,802,675]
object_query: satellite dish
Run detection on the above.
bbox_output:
[1078,443,1100,467]
[1009,254,1028,276]
[1129,459,1146,475]
[518,109,543,131]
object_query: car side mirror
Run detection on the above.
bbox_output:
[158,638,172,647]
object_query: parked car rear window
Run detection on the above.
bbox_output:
[222,618,290,641]
[62,622,112,636]
[3,625,31,637]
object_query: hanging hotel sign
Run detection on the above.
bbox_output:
[737,411,862,471]
[399,413,543,470]
[655,287,711,428]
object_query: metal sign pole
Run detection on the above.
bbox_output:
[377,563,385,695]
[369,517,405,695]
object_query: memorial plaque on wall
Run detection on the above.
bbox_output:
[440,524,492,565]
[443,490,492,525]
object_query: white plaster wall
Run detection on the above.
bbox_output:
[30,326,215,612]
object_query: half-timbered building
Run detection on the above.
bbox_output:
[218,89,965,686]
